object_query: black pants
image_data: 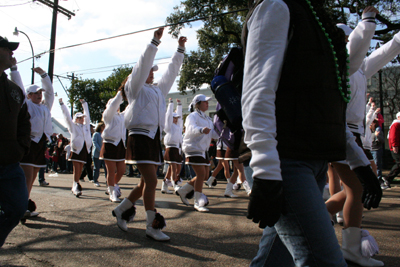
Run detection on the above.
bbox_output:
[385,151,400,182]
[79,153,93,181]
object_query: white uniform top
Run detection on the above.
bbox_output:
[124,41,184,139]
[60,101,92,154]
[242,0,374,181]
[102,91,126,146]
[347,31,400,135]
[10,70,54,143]
[164,100,183,149]
[182,109,219,159]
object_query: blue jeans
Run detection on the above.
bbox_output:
[92,157,106,183]
[250,159,346,267]
[371,148,383,179]
[0,163,29,247]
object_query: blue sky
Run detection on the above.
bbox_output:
[1,0,202,123]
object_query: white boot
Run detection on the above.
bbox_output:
[242,180,252,195]
[176,183,194,205]
[109,186,121,203]
[224,182,238,198]
[194,191,209,212]
[72,182,82,197]
[341,227,384,267]
[145,210,170,241]
[114,184,121,197]
[205,176,216,188]
[112,198,135,232]
[336,211,344,225]
[161,180,173,194]
[171,180,181,193]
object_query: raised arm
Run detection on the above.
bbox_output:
[59,98,74,131]
[164,98,174,133]
[34,67,54,111]
[80,99,91,131]
[9,59,25,96]
[124,28,162,102]
[176,99,183,131]
[103,91,123,123]
[157,36,186,97]
[347,6,378,76]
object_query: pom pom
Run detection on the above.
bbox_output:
[28,199,37,212]
[361,229,379,257]
[186,189,194,199]
[152,212,166,229]
[121,206,136,222]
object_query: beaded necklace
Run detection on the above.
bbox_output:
[305,0,351,103]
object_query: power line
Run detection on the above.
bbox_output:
[0,1,31,7]
[17,8,248,64]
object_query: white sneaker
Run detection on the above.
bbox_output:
[242,180,252,195]
[94,182,100,187]
[336,211,344,224]
[165,179,173,187]
[161,180,173,194]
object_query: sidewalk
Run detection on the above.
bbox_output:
[0,173,399,266]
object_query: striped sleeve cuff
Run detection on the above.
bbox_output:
[10,66,17,71]
[362,12,376,23]
[41,73,48,78]
[177,46,185,53]
[151,38,161,46]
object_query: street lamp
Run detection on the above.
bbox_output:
[13,27,35,84]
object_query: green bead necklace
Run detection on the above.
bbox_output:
[305,0,351,103]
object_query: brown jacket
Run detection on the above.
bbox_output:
[0,72,31,165]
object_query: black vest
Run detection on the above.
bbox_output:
[274,0,347,161]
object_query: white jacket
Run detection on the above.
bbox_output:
[361,103,378,150]
[60,101,92,154]
[102,91,126,146]
[182,110,219,159]
[124,41,184,139]
[347,31,400,135]
[10,70,54,143]
[164,100,183,148]
[242,1,374,181]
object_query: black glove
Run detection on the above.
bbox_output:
[247,178,284,228]
[353,165,382,210]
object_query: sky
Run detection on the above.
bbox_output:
[1,0,202,123]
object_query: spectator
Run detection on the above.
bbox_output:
[382,112,400,189]
[92,122,106,187]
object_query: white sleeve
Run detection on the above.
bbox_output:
[347,20,376,76]
[362,32,400,79]
[185,113,203,137]
[60,103,74,131]
[176,102,183,131]
[103,91,123,123]
[9,70,26,101]
[124,43,158,102]
[242,0,289,181]
[82,101,91,131]
[164,101,174,133]
[157,51,184,97]
[365,105,375,127]
[345,125,370,169]
[41,74,54,111]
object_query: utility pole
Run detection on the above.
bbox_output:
[67,73,76,117]
[36,0,75,82]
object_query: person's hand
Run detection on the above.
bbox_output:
[375,108,381,114]
[353,166,382,210]
[177,99,181,104]
[59,98,63,103]
[247,178,285,228]
[154,27,164,40]
[202,127,211,134]
[178,36,187,47]
[11,57,17,66]
[79,99,85,104]
[368,97,373,104]
[394,147,399,154]
[33,67,45,75]
[363,6,379,15]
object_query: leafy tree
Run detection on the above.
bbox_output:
[166,0,400,93]
[69,66,132,122]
